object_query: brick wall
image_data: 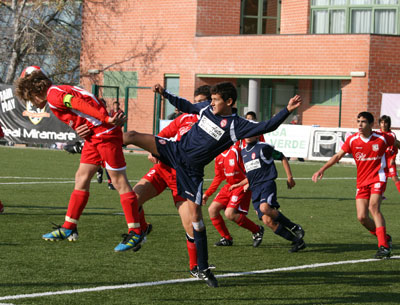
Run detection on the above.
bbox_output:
[280,0,310,34]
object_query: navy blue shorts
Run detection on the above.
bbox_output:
[251,180,280,219]
[155,136,204,205]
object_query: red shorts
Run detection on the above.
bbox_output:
[80,129,126,170]
[213,184,252,214]
[356,182,387,199]
[142,162,185,204]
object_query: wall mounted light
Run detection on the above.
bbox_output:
[88,69,100,74]
[350,71,366,77]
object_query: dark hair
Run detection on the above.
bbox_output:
[194,85,211,100]
[14,70,52,103]
[245,111,257,120]
[210,82,237,105]
[379,115,391,128]
[357,111,374,124]
[113,101,120,105]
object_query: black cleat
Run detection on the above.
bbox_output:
[214,237,233,246]
[198,268,218,288]
[64,142,83,154]
[96,169,103,184]
[291,224,305,240]
[108,183,116,190]
[190,266,199,278]
[289,239,306,253]
[375,246,391,259]
[252,226,264,247]
[387,234,392,251]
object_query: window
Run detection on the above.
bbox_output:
[311,79,341,105]
[103,71,138,98]
[241,0,280,34]
[311,0,399,34]
[164,76,180,119]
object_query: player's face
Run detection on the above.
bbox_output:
[380,121,389,132]
[210,93,233,115]
[245,136,258,144]
[194,94,208,104]
[357,116,372,135]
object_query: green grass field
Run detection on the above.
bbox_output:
[0,146,399,305]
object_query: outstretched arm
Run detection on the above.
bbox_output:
[312,150,346,182]
[281,155,295,189]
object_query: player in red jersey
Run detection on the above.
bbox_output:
[203,143,264,247]
[15,66,145,252]
[379,115,400,193]
[312,112,399,259]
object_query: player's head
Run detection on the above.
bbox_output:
[379,115,391,132]
[245,111,257,121]
[113,101,120,110]
[210,82,237,115]
[15,66,52,109]
[194,85,211,103]
[244,135,258,144]
[357,112,374,135]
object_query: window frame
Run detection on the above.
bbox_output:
[240,0,281,34]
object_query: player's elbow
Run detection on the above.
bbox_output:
[123,130,139,145]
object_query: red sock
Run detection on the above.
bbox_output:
[63,190,89,230]
[235,213,260,234]
[210,215,231,240]
[395,181,400,193]
[138,206,148,232]
[376,226,389,248]
[120,191,141,235]
[186,238,198,270]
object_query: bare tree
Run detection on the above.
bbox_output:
[0,0,82,84]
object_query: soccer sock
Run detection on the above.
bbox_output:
[275,212,296,229]
[235,213,260,234]
[186,233,198,270]
[63,190,89,230]
[210,215,232,240]
[274,224,296,242]
[120,191,141,235]
[193,228,209,271]
[395,181,400,193]
[138,206,148,232]
[376,226,389,248]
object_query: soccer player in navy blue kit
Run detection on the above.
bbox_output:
[123,82,302,287]
[241,135,306,253]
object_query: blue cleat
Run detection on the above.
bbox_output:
[42,224,78,242]
[114,231,144,252]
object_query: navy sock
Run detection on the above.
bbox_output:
[193,228,209,271]
[274,224,296,242]
[276,212,296,229]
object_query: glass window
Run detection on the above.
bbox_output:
[164,77,179,119]
[313,10,329,33]
[332,0,347,5]
[241,0,280,34]
[351,9,372,33]
[311,80,341,105]
[376,0,398,4]
[312,0,329,5]
[331,10,346,32]
[350,0,373,4]
[375,9,397,34]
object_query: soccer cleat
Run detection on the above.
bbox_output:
[291,224,305,240]
[190,266,199,278]
[0,201,4,213]
[108,183,116,190]
[42,224,78,242]
[144,223,153,237]
[64,142,83,154]
[252,226,264,248]
[214,237,233,246]
[96,169,103,184]
[374,246,392,259]
[289,239,306,253]
[387,234,392,251]
[198,268,218,288]
[114,231,144,252]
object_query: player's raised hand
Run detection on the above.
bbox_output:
[312,170,324,183]
[152,84,165,95]
[108,111,126,127]
[287,95,302,112]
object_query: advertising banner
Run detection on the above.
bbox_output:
[0,83,77,145]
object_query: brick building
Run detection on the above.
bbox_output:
[80,0,400,133]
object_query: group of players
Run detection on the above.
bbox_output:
[12,66,397,288]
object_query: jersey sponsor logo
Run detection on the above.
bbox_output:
[158,139,166,145]
[198,116,224,140]
[372,144,379,151]
[374,182,381,189]
[22,101,51,125]
[63,94,73,108]
[252,152,256,160]
[244,159,261,172]
[220,119,227,128]
[354,152,366,161]
[229,159,235,167]
[231,195,238,202]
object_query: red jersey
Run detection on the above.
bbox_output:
[205,145,247,197]
[0,124,4,138]
[341,131,395,187]
[382,130,398,163]
[159,113,199,141]
[46,85,116,137]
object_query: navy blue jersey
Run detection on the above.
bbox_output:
[163,91,290,168]
[241,140,283,190]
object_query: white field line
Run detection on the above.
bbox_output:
[0,256,398,301]
[0,177,356,185]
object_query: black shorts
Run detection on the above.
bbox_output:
[155,136,204,205]
[251,180,280,219]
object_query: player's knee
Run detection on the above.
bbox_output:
[224,209,236,220]
[357,214,368,224]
